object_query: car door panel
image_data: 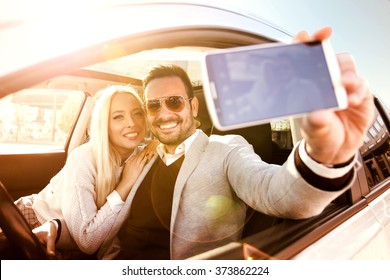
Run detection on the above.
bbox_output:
[0,152,66,200]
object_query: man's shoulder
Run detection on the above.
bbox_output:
[190,131,250,154]
[209,133,248,145]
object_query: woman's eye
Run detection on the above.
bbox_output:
[133,110,145,117]
[113,115,124,120]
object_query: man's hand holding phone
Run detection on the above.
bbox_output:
[203,27,349,131]
[296,27,374,166]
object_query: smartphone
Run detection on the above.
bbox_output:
[202,40,347,131]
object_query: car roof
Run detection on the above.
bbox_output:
[0,2,292,98]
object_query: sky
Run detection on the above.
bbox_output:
[1,0,389,106]
[188,0,390,107]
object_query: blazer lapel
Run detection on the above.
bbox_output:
[170,131,209,230]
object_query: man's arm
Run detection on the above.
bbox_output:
[295,139,357,191]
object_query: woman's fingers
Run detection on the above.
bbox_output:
[32,221,57,256]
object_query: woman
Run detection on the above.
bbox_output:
[13,85,158,256]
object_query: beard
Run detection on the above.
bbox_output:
[150,116,196,147]
[153,124,189,146]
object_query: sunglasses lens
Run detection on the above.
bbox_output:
[145,96,188,114]
[166,96,185,112]
[146,100,161,113]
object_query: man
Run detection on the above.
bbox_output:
[35,27,374,259]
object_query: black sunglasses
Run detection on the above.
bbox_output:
[143,95,192,115]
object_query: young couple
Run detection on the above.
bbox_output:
[17,27,374,259]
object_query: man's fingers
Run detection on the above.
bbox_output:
[337,52,357,74]
[336,52,372,107]
[293,30,311,42]
[293,26,332,43]
[312,26,332,41]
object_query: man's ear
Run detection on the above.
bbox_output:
[191,96,199,117]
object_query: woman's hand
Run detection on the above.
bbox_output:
[32,221,58,257]
[116,140,159,201]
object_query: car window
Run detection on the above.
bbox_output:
[271,119,293,150]
[0,89,85,154]
[360,112,390,188]
[268,119,293,165]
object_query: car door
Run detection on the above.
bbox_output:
[0,88,86,199]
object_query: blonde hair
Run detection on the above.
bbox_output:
[89,85,144,209]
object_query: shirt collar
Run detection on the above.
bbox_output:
[157,129,200,165]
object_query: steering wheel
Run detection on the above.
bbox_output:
[0,180,48,259]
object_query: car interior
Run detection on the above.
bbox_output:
[0,44,297,259]
[1,26,390,260]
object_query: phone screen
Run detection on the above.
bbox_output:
[204,41,341,128]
